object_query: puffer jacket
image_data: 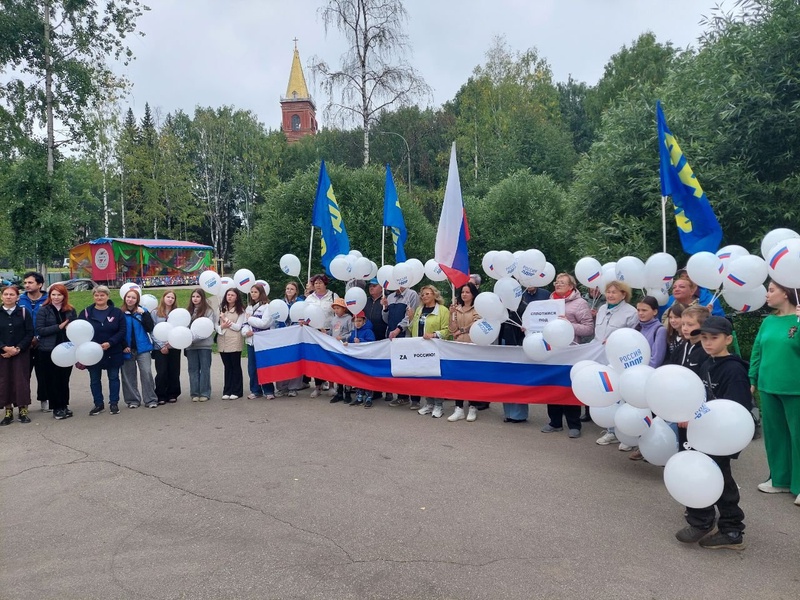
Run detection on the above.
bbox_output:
[553,289,594,344]
[35,303,78,351]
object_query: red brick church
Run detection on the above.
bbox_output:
[281,41,318,142]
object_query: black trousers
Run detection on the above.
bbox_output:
[547,404,582,430]
[152,348,182,401]
[219,351,244,397]
[29,347,47,401]
[685,455,745,535]
[37,350,72,412]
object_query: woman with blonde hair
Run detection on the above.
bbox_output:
[408,285,451,418]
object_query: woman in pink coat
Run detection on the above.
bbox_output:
[540,273,594,438]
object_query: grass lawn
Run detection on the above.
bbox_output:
[68,288,198,312]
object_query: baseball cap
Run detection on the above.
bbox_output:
[698,316,732,336]
[353,311,366,318]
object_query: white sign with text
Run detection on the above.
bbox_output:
[390,337,442,378]
[522,299,566,333]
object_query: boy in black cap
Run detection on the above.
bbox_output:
[675,316,751,551]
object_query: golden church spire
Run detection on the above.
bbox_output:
[285,41,311,100]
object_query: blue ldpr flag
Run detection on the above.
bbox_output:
[656,101,723,254]
[382,164,407,262]
[311,161,350,271]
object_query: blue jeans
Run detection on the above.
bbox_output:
[247,345,274,396]
[186,349,212,398]
[88,365,120,407]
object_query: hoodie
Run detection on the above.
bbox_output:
[636,318,667,368]
[669,338,708,376]
[699,354,753,412]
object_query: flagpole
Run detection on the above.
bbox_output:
[661,196,668,253]
[381,226,386,267]
[307,225,315,283]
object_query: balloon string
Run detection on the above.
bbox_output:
[708,286,722,305]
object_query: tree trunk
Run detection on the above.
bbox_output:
[43,0,55,177]
[102,166,109,236]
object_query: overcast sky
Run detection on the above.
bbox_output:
[118,0,732,129]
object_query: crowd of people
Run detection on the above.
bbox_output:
[1,268,798,545]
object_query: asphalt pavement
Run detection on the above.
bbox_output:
[1,357,798,600]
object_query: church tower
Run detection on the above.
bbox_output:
[281,41,317,142]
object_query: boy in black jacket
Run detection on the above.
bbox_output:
[675,316,750,551]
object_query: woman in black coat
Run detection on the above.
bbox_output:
[0,285,35,425]
[35,283,78,420]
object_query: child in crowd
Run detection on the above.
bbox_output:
[329,298,353,404]
[636,296,668,368]
[344,312,376,407]
[665,302,686,356]
[670,305,710,375]
[675,316,750,551]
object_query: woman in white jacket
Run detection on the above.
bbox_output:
[242,284,275,399]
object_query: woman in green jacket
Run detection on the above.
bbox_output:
[407,285,451,418]
[749,281,800,506]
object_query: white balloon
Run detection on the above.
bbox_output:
[760,227,799,261]
[168,326,194,350]
[605,328,651,371]
[767,238,800,288]
[687,400,755,456]
[716,245,749,272]
[600,266,618,289]
[536,262,556,287]
[664,451,724,508]
[638,417,678,466]
[353,256,373,280]
[723,255,768,292]
[424,259,447,282]
[75,341,104,366]
[686,251,724,290]
[329,256,352,282]
[542,318,574,349]
[279,254,302,277]
[218,277,234,297]
[481,251,499,279]
[152,321,174,342]
[601,261,617,272]
[266,299,290,323]
[474,292,506,323]
[393,262,411,288]
[570,360,600,382]
[522,332,551,361]
[646,365,706,422]
[344,287,367,315]
[571,366,621,408]
[591,401,620,428]
[167,308,191,328]
[645,287,670,306]
[66,320,95,345]
[190,316,215,339]
[51,342,77,367]
[469,319,502,346]
[494,277,523,311]
[615,256,646,290]
[722,285,766,313]
[405,258,425,287]
[644,253,678,289]
[348,250,363,258]
[198,270,221,295]
[376,265,396,290]
[575,257,603,288]
[140,294,158,312]
[289,301,306,323]
[233,268,256,293]
[491,251,514,280]
[514,249,547,285]
[614,403,652,437]
[119,282,141,300]
[615,428,641,448]
[368,261,379,280]
[618,365,656,408]
[304,305,326,329]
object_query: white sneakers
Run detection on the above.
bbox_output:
[418,405,433,415]
[222,395,231,400]
[467,406,478,422]
[757,479,791,494]
[618,443,635,452]
[310,388,321,398]
[432,406,443,419]
[596,431,619,445]
[448,407,465,422]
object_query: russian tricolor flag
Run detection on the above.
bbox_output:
[434,143,470,288]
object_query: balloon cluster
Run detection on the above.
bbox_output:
[575,253,677,306]
[198,269,268,297]
[570,329,754,508]
[152,308,215,351]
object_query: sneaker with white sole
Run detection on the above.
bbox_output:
[418,404,433,415]
[41,400,51,413]
[618,443,634,452]
[795,494,800,506]
[466,406,478,422]
[757,479,791,494]
[287,391,297,397]
[322,382,330,391]
[448,407,465,422]
[222,395,231,400]
[310,388,321,398]
[229,395,239,400]
[596,431,619,445]
[432,406,443,418]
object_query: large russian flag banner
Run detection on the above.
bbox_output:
[253,327,605,405]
